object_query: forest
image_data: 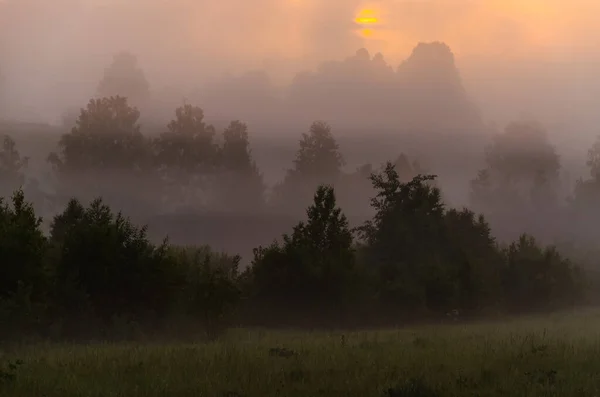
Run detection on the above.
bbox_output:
[3,41,600,396]
[1,90,597,340]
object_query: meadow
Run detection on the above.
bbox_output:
[1,309,600,397]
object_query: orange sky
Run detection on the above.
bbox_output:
[3,0,599,67]
[3,0,600,124]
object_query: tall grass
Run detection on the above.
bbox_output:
[1,309,600,396]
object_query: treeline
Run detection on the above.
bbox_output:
[4,94,600,251]
[1,95,428,221]
[0,161,584,341]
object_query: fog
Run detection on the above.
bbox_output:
[2,0,600,134]
[2,0,600,259]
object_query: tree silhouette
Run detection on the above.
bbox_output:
[48,96,153,217]
[0,189,48,333]
[271,121,344,213]
[153,104,217,209]
[97,52,150,106]
[213,120,265,212]
[251,185,355,308]
[0,135,28,197]
[49,96,147,173]
[569,135,600,244]
[469,120,561,241]
[358,163,448,311]
[50,198,175,325]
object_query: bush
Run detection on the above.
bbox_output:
[49,198,178,329]
[0,190,48,336]
[250,185,357,312]
[169,245,241,339]
[502,234,583,312]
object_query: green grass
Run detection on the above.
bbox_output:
[2,309,600,396]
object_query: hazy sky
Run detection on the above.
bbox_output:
[2,0,600,129]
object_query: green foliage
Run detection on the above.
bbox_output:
[443,209,503,311]
[0,189,46,301]
[502,235,582,312]
[48,96,147,173]
[49,198,176,325]
[170,245,241,338]
[385,378,441,397]
[358,163,446,311]
[153,104,218,209]
[0,109,589,338]
[213,120,265,211]
[293,121,344,179]
[272,121,345,213]
[251,185,355,308]
[0,189,48,335]
[154,104,217,172]
[0,135,28,196]
[357,161,575,316]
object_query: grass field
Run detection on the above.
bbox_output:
[1,309,600,397]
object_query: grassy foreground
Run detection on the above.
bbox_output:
[2,310,600,397]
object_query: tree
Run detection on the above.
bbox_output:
[48,96,153,216]
[568,135,600,245]
[170,245,241,339]
[572,135,600,209]
[501,235,582,312]
[358,163,447,312]
[0,135,28,198]
[152,104,218,209]
[469,120,561,241]
[271,121,344,213]
[470,120,560,209]
[251,185,356,310]
[97,52,150,106]
[50,198,176,327]
[0,189,48,334]
[443,208,503,311]
[49,96,147,173]
[213,120,265,211]
[293,121,344,179]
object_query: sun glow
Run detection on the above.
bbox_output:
[355,9,379,25]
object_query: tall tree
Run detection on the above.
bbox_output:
[49,96,147,173]
[469,120,561,241]
[251,185,355,309]
[569,135,600,244]
[358,163,503,313]
[153,104,217,210]
[97,52,150,106]
[48,96,153,216]
[213,120,265,212]
[271,121,344,213]
[0,135,28,198]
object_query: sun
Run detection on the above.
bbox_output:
[355,9,379,25]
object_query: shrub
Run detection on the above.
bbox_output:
[250,185,356,311]
[502,234,583,312]
[0,189,48,336]
[49,198,177,328]
[169,245,241,339]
